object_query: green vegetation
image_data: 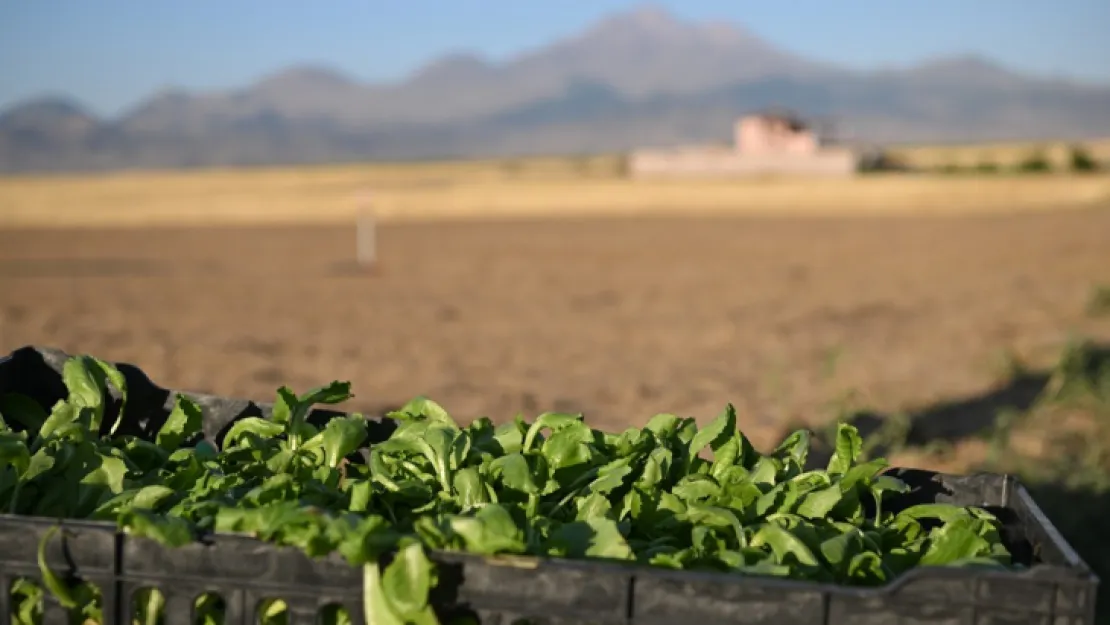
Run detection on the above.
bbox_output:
[931,145,1104,175]
[1069,144,1100,172]
[825,337,1110,620]
[1089,285,1110,318]
[974,160,1000,174]
[963,339,1110,620]
[856,150,909,173]
[0,355,1021,624]
[926,144,1110,176]
[1017,149,1053,173]
[933,161,1000,175]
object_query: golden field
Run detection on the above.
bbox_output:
[1,137,1109,229]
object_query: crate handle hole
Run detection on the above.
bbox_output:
[132,587,164,625]
[195,591,227,624]
[131,587,226,625]
[255,598,287,625]
[316,603,351,625]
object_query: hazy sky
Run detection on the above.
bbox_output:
[2,0,1108,116]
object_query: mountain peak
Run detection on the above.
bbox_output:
[254,65,356,91]
[916,54,1007,73]
[586,5,764,47]
[587,4,698,43]
[0,96,99,129]
[904,54,1022,86]
[0,96,100,146]
[612,4,681,29]
[411,52,493,82]
[0,96,93,120]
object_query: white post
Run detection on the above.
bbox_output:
[356,191,377,269]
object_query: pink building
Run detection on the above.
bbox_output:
[734,112,820,156]
[629,111,857,178]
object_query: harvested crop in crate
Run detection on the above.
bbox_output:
[0,354,1019,625]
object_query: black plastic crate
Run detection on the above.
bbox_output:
[0,345,1101,625]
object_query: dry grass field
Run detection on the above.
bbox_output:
[2,208,1109,449]
[1,151,1109,441]
[2,146,1109,229]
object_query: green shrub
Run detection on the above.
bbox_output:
[857,150,909,173]
[974,161,1000,174]
[1017,149,1052,173]
[1088,284,1110,318]
[1069,145,1099,172]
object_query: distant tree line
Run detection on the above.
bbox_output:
[859,144,1103,175]
[944,144,1100,175]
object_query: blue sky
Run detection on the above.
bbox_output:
[1,0,1107,117]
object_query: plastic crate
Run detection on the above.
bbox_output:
[0,346,1101,625]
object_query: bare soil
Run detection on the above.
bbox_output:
[2,209,1109,450]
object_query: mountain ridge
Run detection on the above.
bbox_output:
[3,5,1109,173]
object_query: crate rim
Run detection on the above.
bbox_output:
[0,469,1097,597]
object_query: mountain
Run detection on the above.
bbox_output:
[0,98,108,171]
[2,5,1109,173]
